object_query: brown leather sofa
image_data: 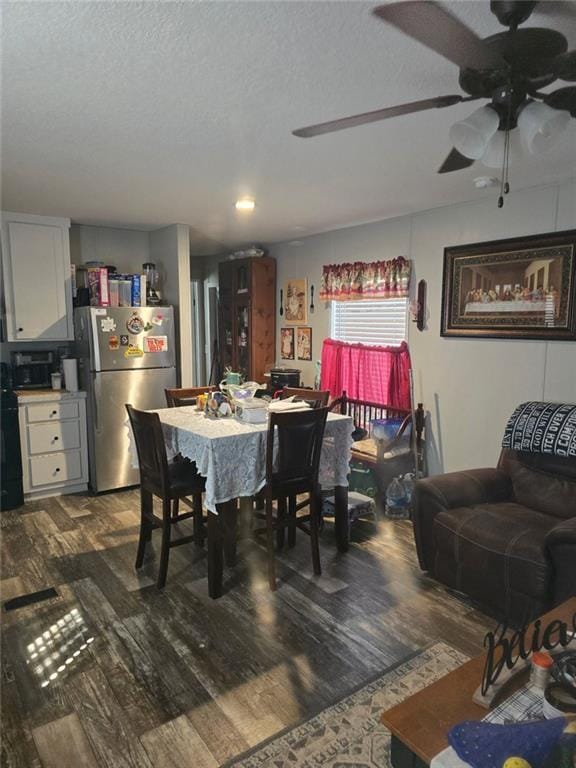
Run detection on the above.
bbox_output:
[412,448,576,627]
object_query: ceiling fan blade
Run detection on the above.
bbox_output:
[438,148,475,174]
[552,50,576,82]
[544,86,576,116]
[292,94,467,138]
[373,1,507,71]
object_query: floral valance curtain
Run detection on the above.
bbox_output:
[319,257,411,302]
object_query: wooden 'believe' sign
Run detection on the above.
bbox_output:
[473,612,576,708]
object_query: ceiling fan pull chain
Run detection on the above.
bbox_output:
[498,88,514,208]
[504,90,513,197]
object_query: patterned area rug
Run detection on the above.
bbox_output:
[226,642,468,768]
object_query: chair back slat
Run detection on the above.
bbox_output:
[266,407,328,485]
[280,387,330,409]
[165,387,215,408]
[126,404,170,493]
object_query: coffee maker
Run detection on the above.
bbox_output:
[11,351,55,389]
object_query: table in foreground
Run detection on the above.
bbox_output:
[155,408,354,598]
[381,597,576,767]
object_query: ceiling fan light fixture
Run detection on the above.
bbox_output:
[480,129,523,169]
[517,101,570,154]
[449,105,500,160]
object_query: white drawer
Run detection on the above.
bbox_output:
[29,451,83,488]
[26,401,79,423]
[27,420,81,455]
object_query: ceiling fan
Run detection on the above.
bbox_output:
[292,1,576,179]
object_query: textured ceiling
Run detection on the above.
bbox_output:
[2,1,576,252]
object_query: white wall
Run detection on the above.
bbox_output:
[270,179,576,475]
[69,224,150,273]
[150,224,193,386]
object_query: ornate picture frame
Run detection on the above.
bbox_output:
[441,229,576,340]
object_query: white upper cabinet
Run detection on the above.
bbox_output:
[1,212,74,341]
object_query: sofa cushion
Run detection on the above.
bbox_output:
[499,449,576,520]
[433,502,557,620]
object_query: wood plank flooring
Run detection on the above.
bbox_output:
[1,491,494,767]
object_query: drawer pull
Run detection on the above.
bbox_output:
[53,436,59,441]
[51,410,57,416]
[55,468,60,473]
[18,327,23,332]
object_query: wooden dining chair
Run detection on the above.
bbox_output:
[254,407,329,591]
[280,387,330,408]
[165,386,215,408]
[126,404,206,589]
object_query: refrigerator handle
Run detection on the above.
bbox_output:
[93,373,101,434]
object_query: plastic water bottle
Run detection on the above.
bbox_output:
[402,473,415,503]
[385,477,408,519]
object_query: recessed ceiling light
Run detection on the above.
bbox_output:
[235,199,255,212]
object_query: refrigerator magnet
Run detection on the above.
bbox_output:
[108,335,120,351]
[144,336,168,353]
[151,313,164,326]
[100,317,116,333]
[126,314,144,334]
[120,334,129,346]
[124,344,144,358]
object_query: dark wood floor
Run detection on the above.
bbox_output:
[1,490,494,767]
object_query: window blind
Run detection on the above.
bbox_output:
[331,298,408,346]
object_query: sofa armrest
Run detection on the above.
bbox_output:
[546,517,576,605]
[412,468,513,572]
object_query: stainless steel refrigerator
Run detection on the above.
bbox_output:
[74,306,177,492]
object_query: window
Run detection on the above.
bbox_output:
[331,298,408,346]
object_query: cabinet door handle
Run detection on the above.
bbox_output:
[51,410,57,416]
[53,436,59,441]
[18,327,23,332]
[55,468,60,473]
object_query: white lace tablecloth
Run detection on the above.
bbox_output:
[128,407,354,513]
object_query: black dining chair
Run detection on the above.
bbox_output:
[165,386,215,408]
[279,387,330,408]
[165,386,214,519]
[254,406,328,591]
[126,404,206,589]
[276,389,331,530]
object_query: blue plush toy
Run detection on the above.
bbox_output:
[448,717,575,768]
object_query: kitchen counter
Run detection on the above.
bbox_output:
[16,388,89,499]
[14,389,87,402]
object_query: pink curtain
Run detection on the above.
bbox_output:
[321,338,412,408]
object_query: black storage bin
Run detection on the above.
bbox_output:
[1,388,24,511]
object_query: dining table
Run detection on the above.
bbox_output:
[145,406,355,598]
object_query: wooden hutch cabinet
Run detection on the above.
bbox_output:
[218,257,276,383]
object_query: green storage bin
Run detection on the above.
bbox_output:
[349,459,378,499]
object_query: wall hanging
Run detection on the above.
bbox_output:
[280,327,295,359]
[296,327,312,361]
[441,229,576,340]
[410,279,427,331]
[283,279,307,324]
